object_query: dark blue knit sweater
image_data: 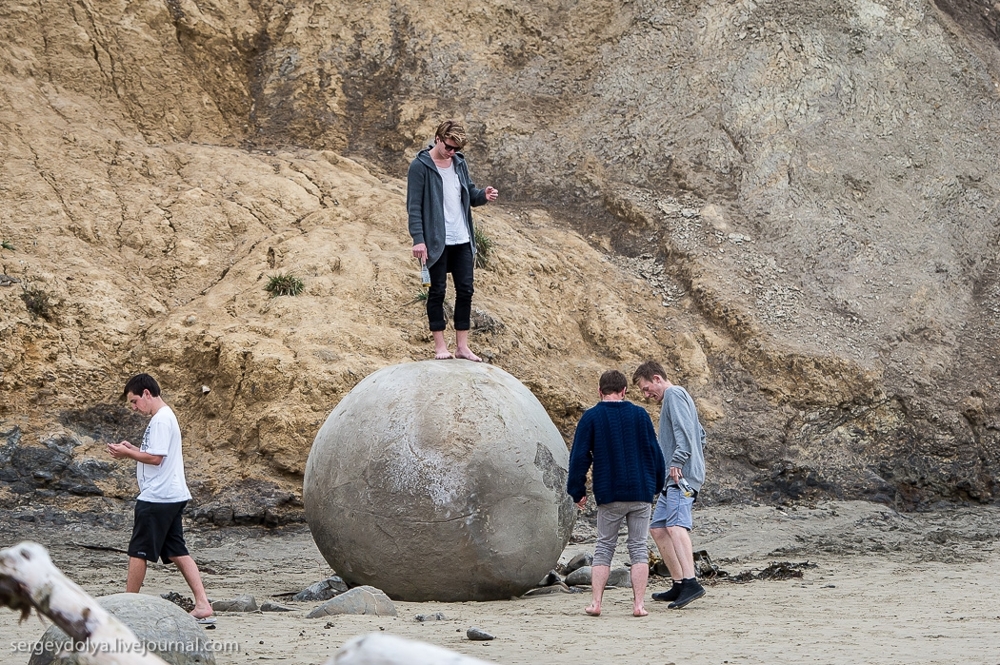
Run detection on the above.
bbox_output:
[566,400,666,505]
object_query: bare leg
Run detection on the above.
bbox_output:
[586,565,610,616]
[651,527,683,582]
[126,557,147,593]
[666,526,697,579]
[631,562,649,617]
[454,330,481,362]
[432,331,453,359]
[170,555,213,619]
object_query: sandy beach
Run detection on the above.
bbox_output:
[3,501,999,665]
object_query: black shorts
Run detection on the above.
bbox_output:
[128,500,190,563]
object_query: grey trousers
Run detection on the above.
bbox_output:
[593,501,652,567]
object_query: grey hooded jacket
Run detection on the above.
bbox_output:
[406,147,488,268]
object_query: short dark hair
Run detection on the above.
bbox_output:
[599,370,627,395]
[123,373,161,399]
[632,360,667,386]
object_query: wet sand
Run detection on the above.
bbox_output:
[3,501,999,665]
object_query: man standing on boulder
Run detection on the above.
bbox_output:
[567,370,666,617]
[407,119,498,362]
[107,373,214,623]
[632,360,707,609]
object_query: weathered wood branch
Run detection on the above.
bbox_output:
[330,632,498,665]
[0,541,168,665]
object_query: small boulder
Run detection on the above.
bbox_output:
[607,568,632,588]
[467,627,495,641]
[211,594,258,612]
[307,585,396,618]
[563,552,592,574]
[28,594,214,665]
[260,602,294,612]
[537,570,561,587]
[565,566,592,586]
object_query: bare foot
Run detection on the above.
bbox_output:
[585,603,601,616]
[455,348,482,362]
[633,606,648,617]
[434,350,454,359]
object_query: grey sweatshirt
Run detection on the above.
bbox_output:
[657,385,707,491]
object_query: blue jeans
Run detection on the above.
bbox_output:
[427,243,474,331]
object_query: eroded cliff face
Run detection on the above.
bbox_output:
[2,0,999,522]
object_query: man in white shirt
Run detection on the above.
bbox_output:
[108,373,214,623]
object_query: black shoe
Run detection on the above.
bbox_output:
[668,579,705,609]
[652,581,682,602]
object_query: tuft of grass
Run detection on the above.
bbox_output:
[474,227,494,269]
[1,240,14,251]
[265,272,305,297]
[20,283,55,320]
[416,289,428,301]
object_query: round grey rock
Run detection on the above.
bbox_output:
[303,360,575,601]
[566,565,593,586]
[564,552,593,574]
[28,593,215,665]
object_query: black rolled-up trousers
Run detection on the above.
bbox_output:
[427,242,474,332]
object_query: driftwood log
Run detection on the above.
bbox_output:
[2,541,498,665]
[0,541,168,665]
[330,632,498,664]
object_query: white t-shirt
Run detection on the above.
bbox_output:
[436,162,470,245]
[137,406,192,503]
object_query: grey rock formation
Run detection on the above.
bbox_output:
[306,586,397,618]
[27,593,215,665]
[303,361,575,601]
[292,575,348,602]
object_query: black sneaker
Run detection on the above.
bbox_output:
[651,581,682,602]
[668,579,705,609]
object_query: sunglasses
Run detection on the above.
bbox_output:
[439,140,462,153]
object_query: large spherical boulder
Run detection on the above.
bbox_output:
[303,360,575,601]
[28,593,215,665]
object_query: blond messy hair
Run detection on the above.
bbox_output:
[435,119,467,149]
